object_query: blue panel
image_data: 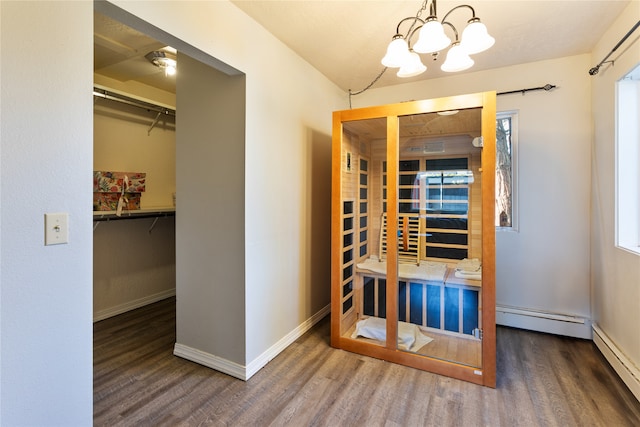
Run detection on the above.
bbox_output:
[444,287,460,332]
[359,244,367,257]
[342,296,352,314]
[463,289,479,335]
[342,280,352,297]
[398,282,407,322]
[342,265,352,281]
[426,285,440,328]
[378,279,386,318]
[363,276,375,316]
[409,283,423,325]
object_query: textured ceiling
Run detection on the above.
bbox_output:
[94,12,176,93]
[94,1,633,94]
[231,0,632,91]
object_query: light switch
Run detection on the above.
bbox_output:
[45,213,69,245]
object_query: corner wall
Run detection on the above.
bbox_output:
[590,1,640,400]
[174,52,247,369]
[356,54,593,338]
[107,0,345,378]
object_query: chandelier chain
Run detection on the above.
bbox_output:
[405,0,430,38]
[348,67,388,108]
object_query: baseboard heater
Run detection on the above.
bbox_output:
[496,304,591,339]
[496,305,586,324]
[592,324,640,401]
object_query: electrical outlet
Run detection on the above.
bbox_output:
[44,213,69,245]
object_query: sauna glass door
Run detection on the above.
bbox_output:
[331,92,496,387]
[336,116,388,343]
[396,110,483,369]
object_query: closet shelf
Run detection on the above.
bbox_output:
[93,208,175,232]
[93,207,175,221]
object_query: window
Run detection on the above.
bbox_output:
[383,157,472,261]
[616,64,640,255]
[496,111,518,229]
[422,158,472,260]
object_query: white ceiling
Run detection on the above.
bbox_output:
[231,0,631,91]
[94,12,176,93]
[95,1,632,94]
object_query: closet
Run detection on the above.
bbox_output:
[92,9,179,322]
[93,87,176,321]
[331,92,496,386]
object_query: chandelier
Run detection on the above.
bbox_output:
[381,0,495,78]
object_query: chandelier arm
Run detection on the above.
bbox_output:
[441,4,475,24]
[442,21,460,42]
[395,16,426,39]
[407,23,426,47]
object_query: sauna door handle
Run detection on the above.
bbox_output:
[402,217,408,251]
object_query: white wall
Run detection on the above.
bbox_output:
[174,53,247,366]
[591,1,640,398]
[354,54,593,338]
[0,1,93,425]
[106,0,345,377]
[0,0,344,420]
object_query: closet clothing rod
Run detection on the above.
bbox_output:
[497,84,556,96]
[93,87,176,116]
[589,20,640,76]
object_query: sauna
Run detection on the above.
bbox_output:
[331,92,496,386]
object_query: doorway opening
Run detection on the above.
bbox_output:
[92,0,247,387]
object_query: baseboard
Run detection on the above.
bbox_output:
[246,303,331,379]
[496,304,592,339]
[593,324,640,402]
[174,343,247,380]
[93,288,176,322]
[173,304,331,381]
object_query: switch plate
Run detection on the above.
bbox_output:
[44,213,69,245]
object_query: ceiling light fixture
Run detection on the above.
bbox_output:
[145,51,177,77]
[381,0,494,78]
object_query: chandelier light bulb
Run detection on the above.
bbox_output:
[441,42,474,72]
[377,3,494,80]
[397,50,427,78]
[413,19,452,54]
[382,35,411,68]
[460,18,495,54]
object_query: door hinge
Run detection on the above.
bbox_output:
[473,328,483,340]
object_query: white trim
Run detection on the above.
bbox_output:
[593,324,640,402]
[93,289,176,322]
[245,304,331,379]
[173,343,247,380]
[496,304,592,339]
[173,304,331,381]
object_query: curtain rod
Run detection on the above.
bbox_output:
[497,84,556,96]
[93,87,176,116]
[589,20,640,76]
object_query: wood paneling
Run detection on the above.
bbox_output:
[332,93,497,386]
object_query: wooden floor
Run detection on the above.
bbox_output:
[94,297,640,426]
